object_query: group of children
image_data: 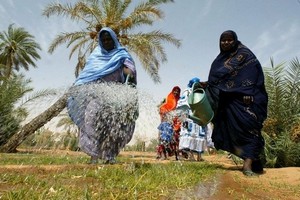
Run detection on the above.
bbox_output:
[156,77,215,161]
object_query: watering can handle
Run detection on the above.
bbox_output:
[190,82,203,101]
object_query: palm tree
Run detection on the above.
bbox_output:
[42,0,181,82]
[0,74,32,146]
[0,72,58,149]
[0,0,181,152]
[263,57,300,167]
[0,24,44,152]
[0,24,41,78]
[264,57,300,135]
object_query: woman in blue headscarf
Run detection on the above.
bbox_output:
[205,30,268,176]
[67,27,138,164]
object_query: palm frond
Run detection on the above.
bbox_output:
[284,57,300,122]
[264,58,286,120]
[19,88,58,107]
[43,2,91,24]
[68,34,96,59]
[264,57,300,134]
[286,57,300,92]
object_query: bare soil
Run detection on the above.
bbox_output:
[1,150,300,200]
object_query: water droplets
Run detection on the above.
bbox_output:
[68,82,140,160]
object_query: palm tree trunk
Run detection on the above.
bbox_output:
[0,93,69,153]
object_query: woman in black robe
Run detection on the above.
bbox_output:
[205,30,268,176]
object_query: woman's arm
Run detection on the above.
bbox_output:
[123,65,136,86]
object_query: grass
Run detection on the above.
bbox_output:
[0,149,221,200]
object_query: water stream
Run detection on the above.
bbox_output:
[24,84,161,145]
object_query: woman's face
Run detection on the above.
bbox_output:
[100,31,115,51]
[220,33,235,52]
[173,88,180,97]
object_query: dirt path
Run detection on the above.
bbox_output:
[201,155,299,200]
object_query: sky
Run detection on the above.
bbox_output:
[1,0,300,102]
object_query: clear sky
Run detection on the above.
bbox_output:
[1,0,300,101]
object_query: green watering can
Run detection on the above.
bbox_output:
[188,82,214,126]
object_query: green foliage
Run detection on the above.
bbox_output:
[0,74,32,146]
[125,138,159,152]
[126,135,147,151]
[0,23,55,150]
[263,57,300,167]
[56,113,78,134]
[264,57,300,133]
[21,128,80,151]
[263,131,300,167]
[147,138,159,151]
[0,74,58,148]
[59,132,79,151]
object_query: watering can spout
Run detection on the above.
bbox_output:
[188,82,214,126]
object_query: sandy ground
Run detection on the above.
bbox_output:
[203,154,300,200]
[1,150,300,200]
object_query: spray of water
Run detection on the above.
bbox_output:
[23,83,161,153]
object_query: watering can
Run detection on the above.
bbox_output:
[188,82,214,126]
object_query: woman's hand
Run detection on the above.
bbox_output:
[123,66,132,76]
[199,81,208,88]
[243,96,254,105]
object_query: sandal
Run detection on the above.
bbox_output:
[243,170,259,177]
[103,158,117,165]
[87,156,98,164]
[88,159,98,164]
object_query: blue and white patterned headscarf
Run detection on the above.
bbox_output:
[187,77,201,88]
[74,27,135,85]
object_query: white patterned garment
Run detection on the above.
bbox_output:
[179,118,206,153]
